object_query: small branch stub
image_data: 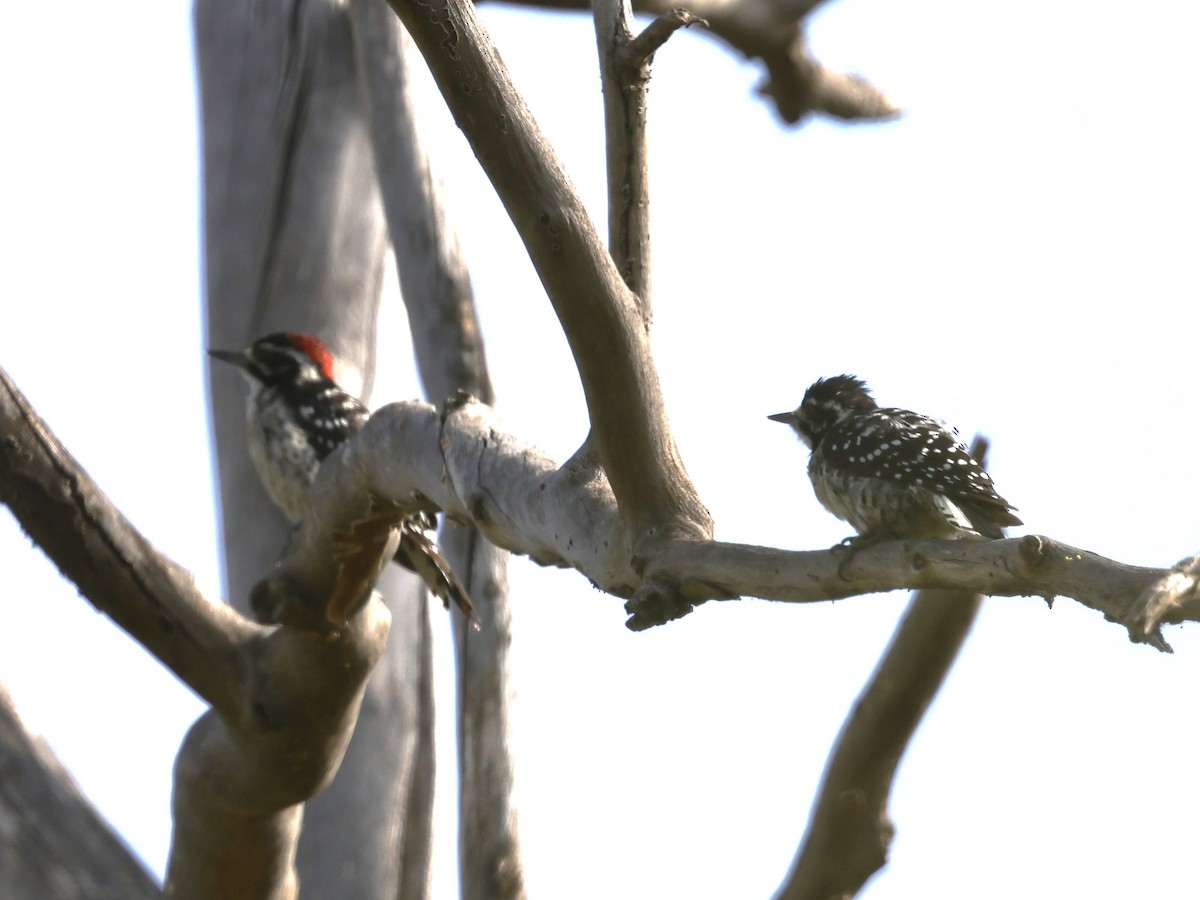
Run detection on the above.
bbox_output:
[624,575,698,630]
[1124,554,1200,653]
[620,8,707,69]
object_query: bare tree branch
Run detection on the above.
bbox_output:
[448,528,524,899]
[0,685,161,900]
[1125,554,1200,653]
[0,365,253,710]
[295,585,436,900]
[592,1,703,314]
[383,0,713,564]
[13,352,1173,893]
[632,534,1170,632]
[624,8,707,63]
[488,0,899,124]
[775,588,982,900]
[592,0,698,314]
[1,362,403,898]
[288,398,1189,646]
[351,0,494,408]
[166,602,389,900]
[775,437,991,899]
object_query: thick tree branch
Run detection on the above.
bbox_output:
[0,365,253,710]
[288,398,1188,647]
[382,0,713,563]
[166,603,389,900]
[2,364,395,898]
[488,0,899,124]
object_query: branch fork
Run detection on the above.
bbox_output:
[620,8,708,71]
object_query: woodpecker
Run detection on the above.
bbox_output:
[769,375,1020,558]
[210,332,475,625]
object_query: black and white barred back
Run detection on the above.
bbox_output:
[210,332,475,625]
[770,375,1021,541]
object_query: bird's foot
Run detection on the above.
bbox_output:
[829,532,889,580]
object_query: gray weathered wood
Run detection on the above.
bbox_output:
[195,0,431,895]
[0,685,161,900]
[350,3,521,894]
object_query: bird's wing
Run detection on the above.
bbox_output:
[822,409,1019,514]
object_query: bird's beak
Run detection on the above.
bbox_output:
[208,348,250,370]
[768,411,798,425]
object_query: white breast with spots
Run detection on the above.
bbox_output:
[246,386,322,522]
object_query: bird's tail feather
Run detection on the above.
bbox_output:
[394,520,479,629]
[958,498,1022,539]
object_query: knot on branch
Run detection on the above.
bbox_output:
[1018,533,1049,565]
[624,576,696,630]
[249,572,334,632]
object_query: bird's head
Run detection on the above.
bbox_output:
[769,374,877,448]
[209,332,337,388]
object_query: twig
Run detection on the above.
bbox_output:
[622,8,707,66]
[593,4,705,316]
[489,0,898,125]
[593,0,651,315]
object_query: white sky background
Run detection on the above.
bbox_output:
[2,1,1199,898]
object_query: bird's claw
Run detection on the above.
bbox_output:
[830,533,890,580]
[829,537,860,580]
